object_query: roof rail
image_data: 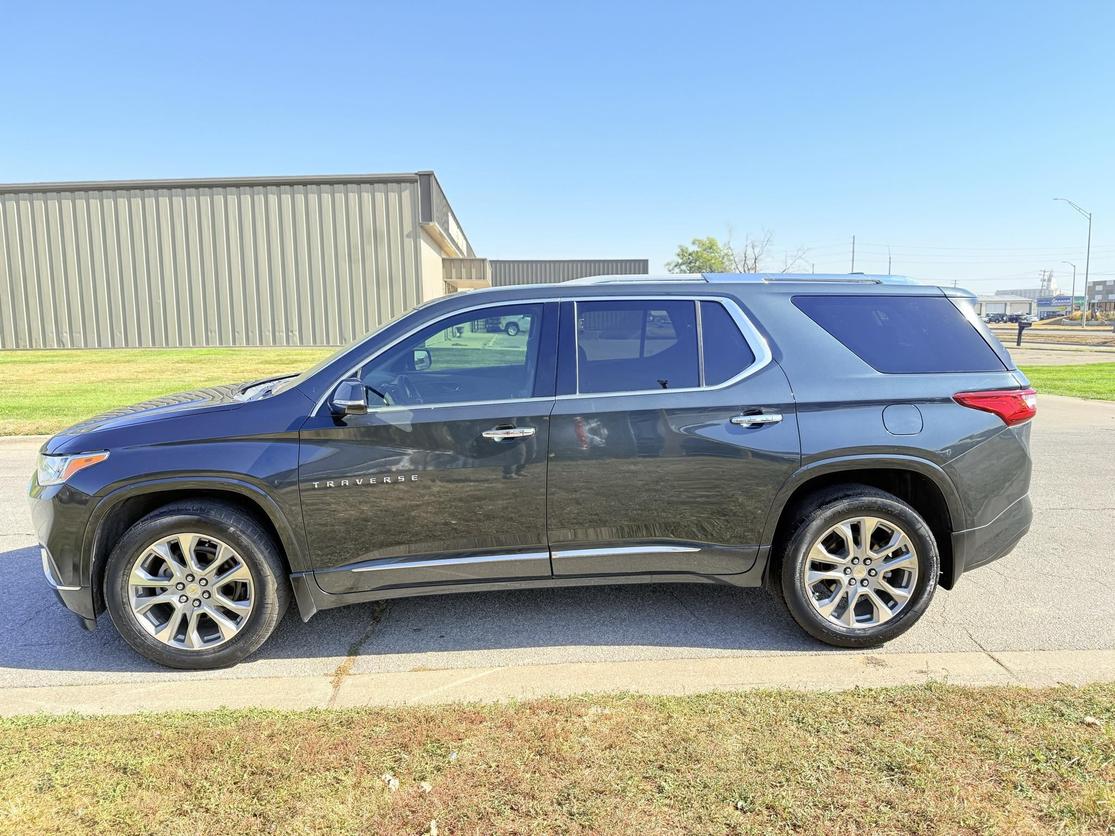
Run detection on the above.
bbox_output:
[562,273,705,285]
[563,272,920,286]
[703,272,918,285]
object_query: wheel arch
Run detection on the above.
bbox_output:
[762,456,962,590]
[84,478,306,615]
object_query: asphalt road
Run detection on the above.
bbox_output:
[1,395,1113,691]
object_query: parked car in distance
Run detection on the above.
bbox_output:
[31,273,1036,669]
[479,314,530,336]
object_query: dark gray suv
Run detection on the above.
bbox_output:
[31,273,1035,669]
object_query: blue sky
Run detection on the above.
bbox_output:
[3,1,1113,293]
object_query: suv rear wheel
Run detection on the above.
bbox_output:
[104,501,290,669]
[778,485,939,648]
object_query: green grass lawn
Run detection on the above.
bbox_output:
[1,349,1112,436]
[1020,363,1115,401]
[1,684,1111,834]
[0,348,331,435]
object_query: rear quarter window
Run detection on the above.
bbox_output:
[792,295,1008,374]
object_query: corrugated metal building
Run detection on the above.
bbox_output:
[490,259,648,286]
[0,170,648,349]
[0,172,473,348]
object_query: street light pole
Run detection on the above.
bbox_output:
[1055,198,1093,326]
[1061,260,1077,322]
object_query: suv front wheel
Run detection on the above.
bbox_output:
[104,501,290,669]
[779,485,939,648]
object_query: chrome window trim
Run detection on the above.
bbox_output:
[694,299,706,387]
[312,294,772,414]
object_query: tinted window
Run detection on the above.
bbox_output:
[793,295,1007,374]
[701,301,757,385]
[361,304,543,406]
[577,300,699,393]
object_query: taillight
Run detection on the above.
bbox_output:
[953,388,1037,426]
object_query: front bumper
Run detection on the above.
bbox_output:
[40,546,97,629]
[946,492,1033,587]
[29,478,99,628]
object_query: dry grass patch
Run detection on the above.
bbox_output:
[1,683,1112,834]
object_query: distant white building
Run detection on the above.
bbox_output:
[995,286,1058,301]
[973,295,1034,317]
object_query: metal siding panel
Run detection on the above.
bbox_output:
[279,185,300,345]
[401,182,420,312]
[210,191,231,345]
[490,259,650,286]
[240,188,262,345]
[344,185,363,339]
[109,195,134,345]
[296,187,318,345]
[0,177,431,347]
[365,184,382,332]
[0,197,18,348]
[143,192,167,346]
[32,197,57,346]
[197,190,219,345]
[319,187,338,343]
[84,196,111,347]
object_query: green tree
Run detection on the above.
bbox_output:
[666,231,804,274]
[665,236,737,273]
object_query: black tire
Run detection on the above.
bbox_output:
[504,322,520,336]
[778,485,939,648]
[104,501,290,669]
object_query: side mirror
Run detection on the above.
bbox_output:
[330,378,368,417]
[412,348,432,371]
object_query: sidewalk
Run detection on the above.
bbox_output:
[4,649,1115,716]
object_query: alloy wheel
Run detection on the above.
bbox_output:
[800,516,919,629]
[127,532,255,650]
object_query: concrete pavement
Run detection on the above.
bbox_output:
[1,395,1113,712]
[1008,343,1115,365]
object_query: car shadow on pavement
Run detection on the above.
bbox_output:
[0,544,827,677]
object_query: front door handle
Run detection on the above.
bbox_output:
[730,413,783,428]
[482,426,537,441]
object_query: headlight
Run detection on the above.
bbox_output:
[36,451,109,486]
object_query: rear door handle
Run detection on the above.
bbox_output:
[730,413,783,428]
[482,426,537,441]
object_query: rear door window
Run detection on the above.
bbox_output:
[793,295,1008,373]
[577,300,699,393]
[700,301,757,385]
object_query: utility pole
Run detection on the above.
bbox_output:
[887,246,892,275]
[850,235,856,273]
[1061,260,1077,322]
[1055,198,1093,326]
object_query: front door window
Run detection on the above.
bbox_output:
[360,304,544,407]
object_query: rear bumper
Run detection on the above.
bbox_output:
[946,492,1032,587]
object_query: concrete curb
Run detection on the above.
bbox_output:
[3,648,1113,716]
